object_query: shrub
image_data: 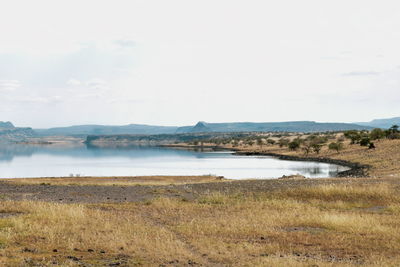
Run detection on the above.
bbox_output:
[360,137,371,147]
[370,128,385,140]
[311,143,322,154]
[266,139,276,145]
[288,140,301,151]
[385,125,400,139]
[302,143,312,155]
[344,130,361,144]
[278,138,290,148]
[256,138,264,148]
[328,142,343,153]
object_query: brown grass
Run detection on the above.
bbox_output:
[208,138,400,178]
[3,175,222,186]
[1,182,400,266]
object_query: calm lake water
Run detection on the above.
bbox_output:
[0,144,349,179]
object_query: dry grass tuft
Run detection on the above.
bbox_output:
[4,175,222,186]
[1,182,400,266]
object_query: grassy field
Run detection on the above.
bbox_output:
[186,138,400,178]
[1,136,400,266]
[2,175,222,186]
[1,181,400,266]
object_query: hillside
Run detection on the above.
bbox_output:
[176,121,371,133]
[35,121,371,136]
[356,117,400,129]
[0,121,35,142]
[35,124,178,136]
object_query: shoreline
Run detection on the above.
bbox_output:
[161,144,370,178]
[234,151,369,178]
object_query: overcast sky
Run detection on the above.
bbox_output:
[0,0,399,128]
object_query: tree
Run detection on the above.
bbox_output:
[256,138,264,148]
[302,142,313,155]
[391,125,399,132]
[370,128,385,140]
[247,140,255,146]
[328,142,343,153]
[266,139,276,145]
[359,137,370,147]
[385,125,400,139]
[288,140,301,151]
[344,130,361,144]
[311,143,322,154]
[278,138,290,148]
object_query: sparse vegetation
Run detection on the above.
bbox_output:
[1,181,400,266]
[288,140,301,151]
[328,142,344,153]
[3,128,400,265]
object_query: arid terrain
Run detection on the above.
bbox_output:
[1,133,400,266]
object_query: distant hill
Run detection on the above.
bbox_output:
[35,124,179,136]
[356,117,400,129]
[0,121,14,129]
[34,121,372,136]
[176,121,371,133]
[0,121,35,142]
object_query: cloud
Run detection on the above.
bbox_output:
[67,78,108,91]
[114,39,136,48]
[342,71,381,76]
[85,78,108,90]
[15,95,63,104]
[0,80,21,91]
[67,78,82,86]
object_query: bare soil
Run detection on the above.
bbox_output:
[1,177,398,204]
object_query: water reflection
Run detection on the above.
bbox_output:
[0,143,350,179]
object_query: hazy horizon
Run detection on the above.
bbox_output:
[4,117,395,129]
[1,0,399,128]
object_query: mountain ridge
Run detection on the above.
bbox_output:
[4,117,398,139]
[0,121,35,142]
[356,117,400,129]
[33,120,372,136]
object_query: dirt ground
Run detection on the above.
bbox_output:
[1,176,398,204]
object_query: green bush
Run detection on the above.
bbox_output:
[288,140,301,151]
[370,128,385,140]
[360,137,371,147]
[328,142,343,152]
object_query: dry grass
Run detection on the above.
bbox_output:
[3,175,222,186]
[214,138,400,178]
[1,182,400,266]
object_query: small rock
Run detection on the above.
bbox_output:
[88,249,94,252]
[22,248,36,253]
[67,256,80,261]
[279,174,307,179]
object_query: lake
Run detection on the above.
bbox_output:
[0,144,349,179]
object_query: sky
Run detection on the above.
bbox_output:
[0,0,399,128]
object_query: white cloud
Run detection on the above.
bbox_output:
[0,80,21,91]
[0,0,400,127]
[114,39,136,48]
[342,71,381,76]
[67,79,82,86]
